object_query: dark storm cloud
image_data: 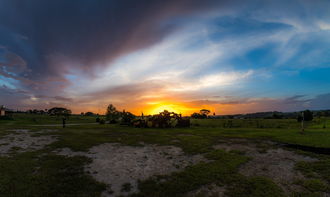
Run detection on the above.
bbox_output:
[0,0,228,88]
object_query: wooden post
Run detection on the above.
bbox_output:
[301,111,304,134]
[62,117,66,128]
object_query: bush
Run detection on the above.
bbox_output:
[0,116,14,120]
[297,110,313,122]
[99,119,105,124]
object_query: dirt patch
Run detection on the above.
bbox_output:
[185,184,226,197]
[214,139,318,195]
[0,129,57,156]
[56,143,206,197]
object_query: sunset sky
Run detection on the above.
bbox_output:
[1,0,330,115]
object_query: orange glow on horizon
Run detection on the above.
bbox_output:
[143,101,211,116]
[148,104,182,115]
[70,100,222,116]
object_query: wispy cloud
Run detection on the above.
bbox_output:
[1,0,330,113]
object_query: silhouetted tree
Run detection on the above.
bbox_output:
[297,110,313,122]
[191,109,211,119]
[106,104,120,123]
[48,107,71,117]
[119,110,136,125]
[272,112,283,119]
[191,112,207,119]
[85,112,95,116]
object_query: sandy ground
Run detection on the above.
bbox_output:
[0,129,57,156]
[56,143,206,197]
[185,184,226,197]
[213,139,318,195]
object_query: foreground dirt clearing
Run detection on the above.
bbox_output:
[186,183,226,197]
[56,143,206,197]
[214,139,318,195]
[0,129,57,156]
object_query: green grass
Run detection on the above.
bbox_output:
[0,151,105,197]
[0,113,99,127]
[1,114,330,196]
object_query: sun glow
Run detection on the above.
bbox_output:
[146,102,202,115]
[149,104,180,115]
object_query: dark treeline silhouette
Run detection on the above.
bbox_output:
[207,110,330,120]
[105,104,135,125]
[191,109,211,119]
[105,104,189,128]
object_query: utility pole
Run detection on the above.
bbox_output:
[301,111,304,134]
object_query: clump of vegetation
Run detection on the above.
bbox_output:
[226,176,284,197]
[302,179,328,192]
[106,104,120,123]
[132,110,190,128]
[121,182,133,192]
[297,110,314,122]
[99,119,105,124]
[295,159,330,182]
[106,104,136,124]
[191,109,211,119]
[120,110,136,125]
[47,107,72,119]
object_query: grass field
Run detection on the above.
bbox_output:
[0,114,329,197]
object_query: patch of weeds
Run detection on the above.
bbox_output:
[290,149,327,160]
[291,191,324,197]
[302,179,328,192]
[130,150,250,197]
[121,183,133,192]
[257,149,268,154]
[0,151,106,197]
[31,133,44,137]
[226,176,284,197]
[295,159,330,182]
[106,185,114,195]
[132,150,283,197]
[295,159,330,195]
[229,149,245,155]
[9,146,22,153]
[176,135,213,154]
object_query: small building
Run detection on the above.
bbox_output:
[0,105,5,116]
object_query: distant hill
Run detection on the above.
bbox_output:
[212,109,330,119]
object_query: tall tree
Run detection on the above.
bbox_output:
[106,104,119,123]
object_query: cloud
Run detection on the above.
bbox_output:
[168,70,254,92]
[186,94,330,115]
[0,0,330,113]
[0,0,229,81]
